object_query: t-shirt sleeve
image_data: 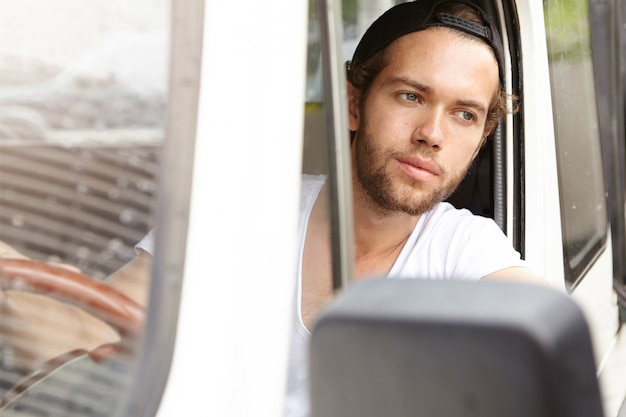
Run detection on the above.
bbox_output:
[447,215,527,280]
[388,204,529,282]
[134,228,155,256]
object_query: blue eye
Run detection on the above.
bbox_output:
[401,92,419,102]
[458,111,475,121]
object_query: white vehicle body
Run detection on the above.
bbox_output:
[156,0,626,416]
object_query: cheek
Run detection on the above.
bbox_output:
[445,140,482,171]
[371,111,417,145]
[362,94,409,133]
[447,123,485,150]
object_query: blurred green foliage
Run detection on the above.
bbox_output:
[543,0,591,61]
[308,0,357,23]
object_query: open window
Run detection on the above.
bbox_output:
[0,0,201,415]
[302,0,525,283]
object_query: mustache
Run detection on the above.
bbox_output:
[386,148,447,175]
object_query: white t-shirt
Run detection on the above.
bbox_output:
[135,175,527,417]
[135,228,155,254]
[283,175,527,417]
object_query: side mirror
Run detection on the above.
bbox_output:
[310,279,604,417]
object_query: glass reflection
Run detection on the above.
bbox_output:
[543,0,608,285]
[0,0,166,415]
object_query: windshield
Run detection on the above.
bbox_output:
[0,0,168,415]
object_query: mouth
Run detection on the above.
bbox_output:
[395,156,440,182]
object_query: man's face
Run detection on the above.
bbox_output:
[349,27,500,216]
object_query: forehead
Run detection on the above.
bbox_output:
[377,27,500,102]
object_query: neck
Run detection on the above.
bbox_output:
[352,181,421,259]
[310,182,421,281]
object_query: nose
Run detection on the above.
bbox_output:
[413,108,445,150]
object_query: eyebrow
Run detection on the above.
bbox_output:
[382,76,432,94]
[381,75,489,116]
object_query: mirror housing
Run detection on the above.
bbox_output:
[310,279,603,417]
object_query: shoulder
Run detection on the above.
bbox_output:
[423,202,497,236]
[405,202,525,280]
[301,174,326,191]
[419,202,506,254]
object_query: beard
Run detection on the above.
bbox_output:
[354,130,471,217]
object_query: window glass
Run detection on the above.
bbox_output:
[0,0,168,414]
[300,0,334,329]
[299,0,406,324]
[301,0,388,296]
[299,0,372,330]
[543,0,608,286]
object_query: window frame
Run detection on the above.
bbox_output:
[541,0,609,289]
[121,0,204,415]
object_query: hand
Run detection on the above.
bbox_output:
[0,259,144,375]
[0,241,104,373]
[0,290,120,373]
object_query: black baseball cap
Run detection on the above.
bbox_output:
[349,0,504,86]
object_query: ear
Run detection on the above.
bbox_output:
[347,81,361,132]
[470,133,490,162]
[483,118,497,138]
[479,132,490,149]
[476,119,498,153]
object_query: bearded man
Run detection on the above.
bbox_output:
[285,1,544,416]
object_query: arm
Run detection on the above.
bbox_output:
[0,240,28,260]
[104,250,152,307]
[0,241,149,373]
[482,266,549,286]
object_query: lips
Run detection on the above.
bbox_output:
[395,155,440,182]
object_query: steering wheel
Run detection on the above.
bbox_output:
[0,258,145,411]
